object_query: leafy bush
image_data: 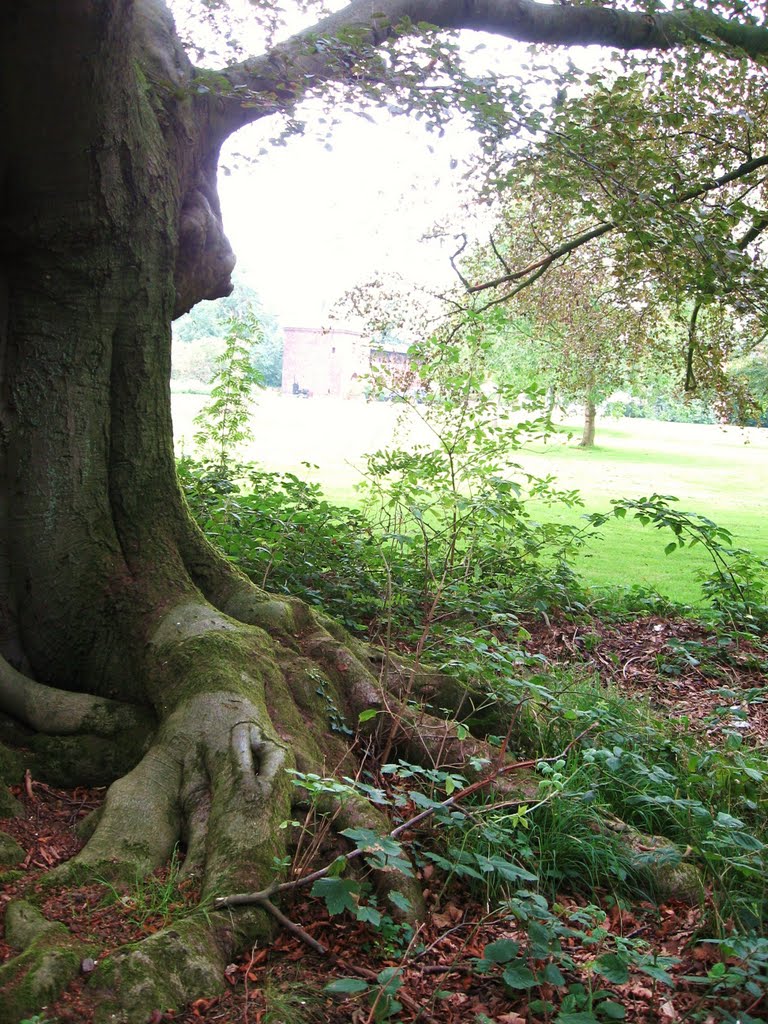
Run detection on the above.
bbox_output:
[182,317,597,640]
[620,394,717,424]
[588,494,768,634]
[178,459,385,632]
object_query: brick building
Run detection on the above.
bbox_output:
[370,339,413,392]
[281,326,369,398]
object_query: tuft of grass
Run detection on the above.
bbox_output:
[96,847,202,929]
[261,974,325,1024]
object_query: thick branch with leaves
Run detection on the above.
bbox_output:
[196,0,768,138]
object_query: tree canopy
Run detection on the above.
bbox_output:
[185,0,768,403]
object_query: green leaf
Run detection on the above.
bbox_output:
[356,904,382,926]
[593,953,629,985]
[387,891,413,913]
[477,854,538,884]
[638,963,675,986]
[482,938,520,963]
[542,962,566,985]
[358,708,379,723]
[502,959,537,990]
[528,920,554,955]
[340,827,380,849]
[600,1000,627,1020]
[555,1013,600,1024]
[325,977,369,994]
[376,966,403,994]
[311,877,360,916]
[326,855,348,878]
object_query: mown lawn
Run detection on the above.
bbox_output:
[173,391,768,607]
[515,420,768,605]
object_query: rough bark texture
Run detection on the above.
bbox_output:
[0,0,755,1019]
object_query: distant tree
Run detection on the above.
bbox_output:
[173,277,283,387]
[463,207,660,446]
[729,345,768,425]
[458,59,768,398]
[194,311,264,472]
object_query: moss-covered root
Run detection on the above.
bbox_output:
[209,580,523,782]
[0,652,155,738]
[0,828,25,865]
[0,670,153,787]
[604,815,703,903]
[0,900,95,1024]
[87,913,264,1024]
[64,689,295,897]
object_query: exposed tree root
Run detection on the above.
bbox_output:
[0,901,94,1024]
[1,570,539,1021]
[87,914,239,1024]
[0,656,156,787]
[0,655,154,739]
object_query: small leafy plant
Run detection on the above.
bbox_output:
[588,494,768,633]
[326,967,405,1021]
[192,306,264,475]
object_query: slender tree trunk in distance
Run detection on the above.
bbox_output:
[579,399,597,447]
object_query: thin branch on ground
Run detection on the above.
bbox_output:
[215,724,594,910]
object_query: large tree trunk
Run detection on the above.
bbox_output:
[0,9,513,1019]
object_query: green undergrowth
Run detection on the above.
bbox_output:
[178,319,768,1022]
[284,665,767,1022]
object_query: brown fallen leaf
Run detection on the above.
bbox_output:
[432,903,463,929]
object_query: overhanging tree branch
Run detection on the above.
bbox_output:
[202,0,768,136]
[461,151,768,302]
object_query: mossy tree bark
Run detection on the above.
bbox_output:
[0,13,511,1010]
[0,1,757,1020]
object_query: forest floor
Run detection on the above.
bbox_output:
[1,614,766,1024]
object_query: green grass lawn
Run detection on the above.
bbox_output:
[173,391,767,607]
[515,421,768,605]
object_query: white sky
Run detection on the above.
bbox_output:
[218,109,475,324]
[176,1,604,326]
